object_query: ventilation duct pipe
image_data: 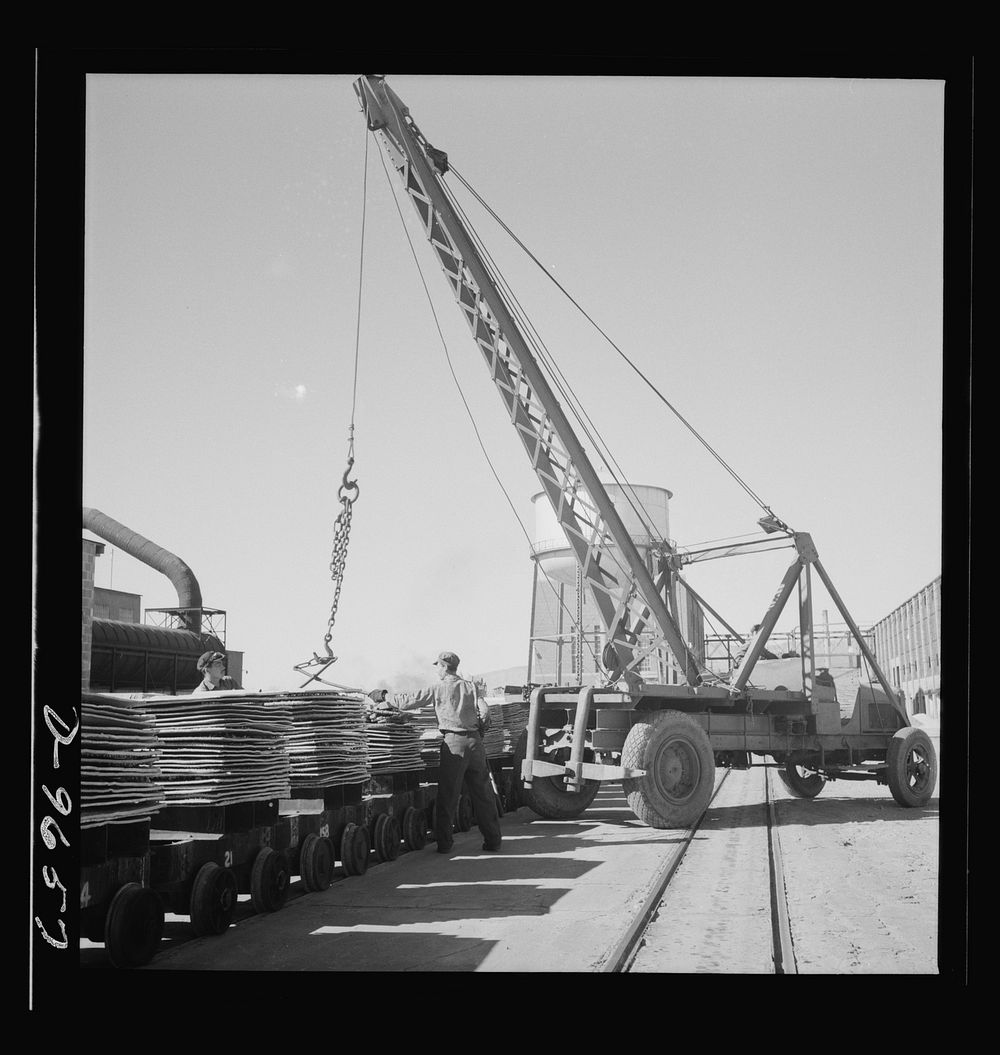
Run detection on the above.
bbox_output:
[82,507,204,633]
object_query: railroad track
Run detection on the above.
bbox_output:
[602,765,798,974]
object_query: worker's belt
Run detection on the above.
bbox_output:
[441,728,476,736]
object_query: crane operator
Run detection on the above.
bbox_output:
[368,651,502,854]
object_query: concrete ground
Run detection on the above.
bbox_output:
[134,786,691,973]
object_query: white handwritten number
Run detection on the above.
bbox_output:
[224,850,233,868]
[34,916,68,949]
[42,866,68,913]
[43,705,80,770]
[40,815,70,850]
[42,785,72,815]
[80,881,91,908]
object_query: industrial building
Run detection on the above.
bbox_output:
[870,576,941,719]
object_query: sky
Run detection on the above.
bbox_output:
[79,72,946,693]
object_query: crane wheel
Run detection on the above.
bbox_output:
[621,710,715,829]
[511,730,600,820]
[885,726,937,807]
[778,760,825,798]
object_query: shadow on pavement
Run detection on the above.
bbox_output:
[771,795,939,826]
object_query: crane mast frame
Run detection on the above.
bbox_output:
[353,76,935,827]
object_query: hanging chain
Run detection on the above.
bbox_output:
[323,446,360,656]
[294,125,370,688]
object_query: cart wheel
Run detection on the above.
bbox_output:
[496,772,512,813]
[402,806,427,851]
[455,793,474,832]
[250,847,290,913]
[189,861,238,936]
[621,711,715,828]
[370,814,387,861]
[374,814,401,862]
[340,822,370,876]
[886,726,937,807]
[779,760,825,798]
[300,833,334,892]
[104,883,164,969]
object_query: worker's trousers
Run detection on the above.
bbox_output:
[435,731,502,850]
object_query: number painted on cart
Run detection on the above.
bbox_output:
[224,850,233,868]
[261,828,271,846]
[319,823,329,838]
[80,881,91,908]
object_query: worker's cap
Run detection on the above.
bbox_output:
[433,651,460,670]
[197,650,226,672]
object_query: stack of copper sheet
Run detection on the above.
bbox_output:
[80,693,166,828]
[364,710,425,772]
[267,690,369,787]
[483,698,529,759]
[132,691,292,806]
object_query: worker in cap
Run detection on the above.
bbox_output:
[368,651,501,854]
[192,650,242,693]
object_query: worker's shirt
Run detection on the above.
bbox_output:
[192,676,240,693]
[393,673,489,733]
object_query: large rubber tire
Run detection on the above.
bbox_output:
[104,883,164,969]
[621,710,715,829]
[511,729,600,821]
[189,861,238,936]
[886,726,937,807]
[779,760,825,798]
[250,847,290,913]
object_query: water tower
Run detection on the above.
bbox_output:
[527,483,704,686]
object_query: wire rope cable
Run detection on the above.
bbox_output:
[450,164,782,523]
[442,177,670,551]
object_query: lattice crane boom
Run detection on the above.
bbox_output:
[354,75,701,689]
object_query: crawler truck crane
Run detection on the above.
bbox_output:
[354,75,937,828]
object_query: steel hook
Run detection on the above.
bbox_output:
[338,459,360,502]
